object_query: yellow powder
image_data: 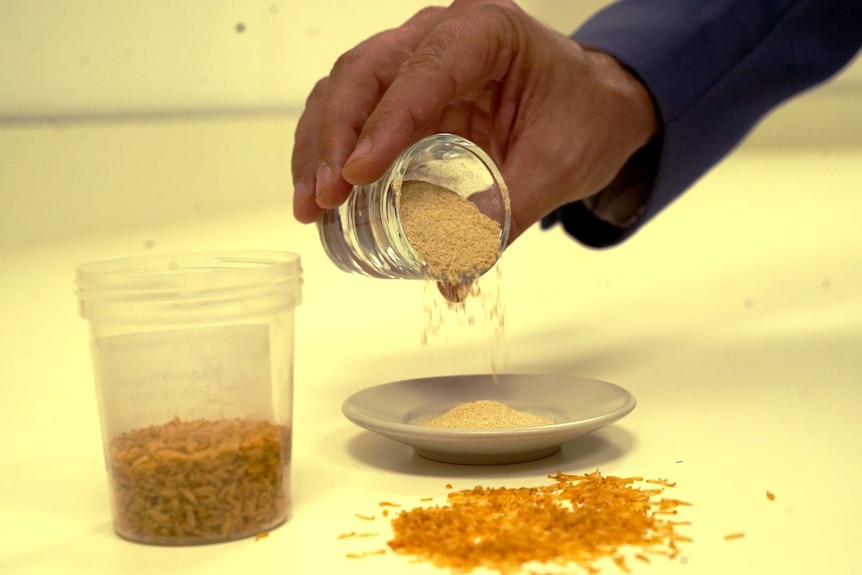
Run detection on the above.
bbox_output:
[399,180,501,283]
[422,400,552,429]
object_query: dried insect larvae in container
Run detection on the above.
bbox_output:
[107,417,288,545]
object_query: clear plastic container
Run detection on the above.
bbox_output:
[76,250,302,545]
[317,133,510,284]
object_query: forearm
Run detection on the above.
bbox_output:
[545,0,862,247]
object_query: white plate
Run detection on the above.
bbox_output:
[341,373,636,465]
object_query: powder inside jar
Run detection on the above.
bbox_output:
[422,400,552,429]
[399,180,502,286]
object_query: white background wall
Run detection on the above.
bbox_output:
[1,1,860,248]
[0,1,633,119]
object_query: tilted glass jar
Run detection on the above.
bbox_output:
[317,133,510,284]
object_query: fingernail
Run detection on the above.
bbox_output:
[345,137,372,165]
[315,162,332,198]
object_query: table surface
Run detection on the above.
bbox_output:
[1,146,860,575]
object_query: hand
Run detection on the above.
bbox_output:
[292,0,658,244]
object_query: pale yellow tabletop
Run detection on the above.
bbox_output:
[1,121,860,574]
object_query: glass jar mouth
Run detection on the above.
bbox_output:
[391,133,511,283]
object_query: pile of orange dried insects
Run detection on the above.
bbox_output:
[340,470,692,574]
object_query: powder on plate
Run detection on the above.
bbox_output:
[422,399,552,429]
[399,180,501,284]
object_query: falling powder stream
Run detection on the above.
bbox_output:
[398,180,507,372]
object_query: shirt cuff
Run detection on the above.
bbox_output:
[542,135,661,248]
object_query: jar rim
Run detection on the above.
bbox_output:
[76,250,302,319]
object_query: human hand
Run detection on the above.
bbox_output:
[292,0,658,244]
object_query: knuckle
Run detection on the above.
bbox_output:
[410,5,444,22]
[399,43,447,76]
[330,45,365,75]
[306,76,329,105]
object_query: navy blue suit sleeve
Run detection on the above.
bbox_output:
[542,0,862,248]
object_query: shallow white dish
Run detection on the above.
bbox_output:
[341,373,636,465]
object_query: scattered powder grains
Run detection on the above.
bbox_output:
[108,417,288,544]
[422,400,552,429]
[346,549,387,559]
[338,531,380,540]
[399,180,502,284]
[344,471,692,573]
[420,263,507,363]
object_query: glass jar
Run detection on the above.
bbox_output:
[317,133,510,284]
[76,250,302,545]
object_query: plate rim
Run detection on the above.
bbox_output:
[341,372,637,441]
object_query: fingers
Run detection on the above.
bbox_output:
[293,0,539,235]
[342,2,518,185]
[313,41,405,209]
[292,78,328,223]
[293,7,445,222]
